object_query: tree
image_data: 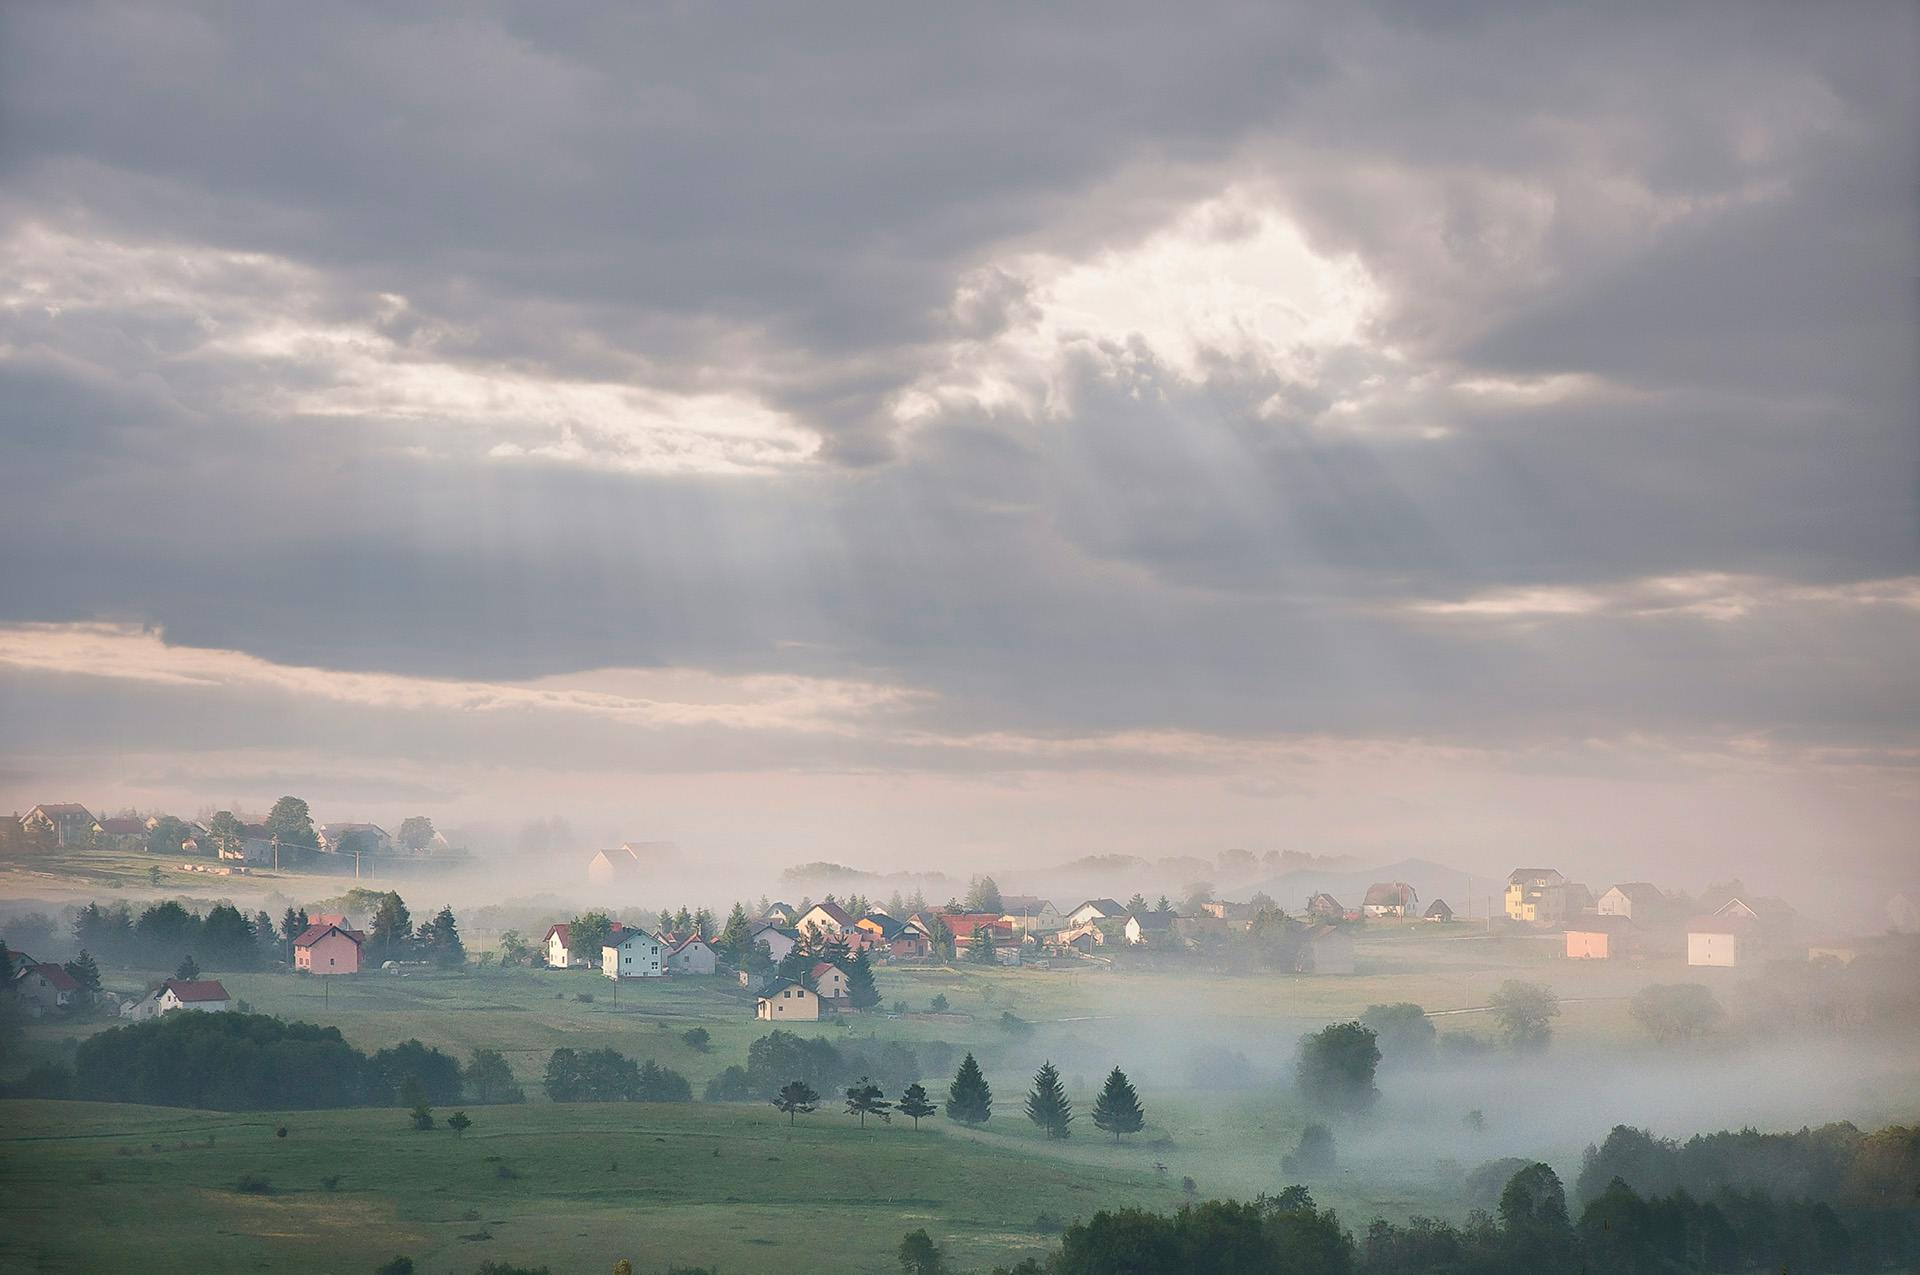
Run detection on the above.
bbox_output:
[207,810,244,856]
[1091,1067,1145,1142]
[774,1079,820,1125]
[420,905,465,967]
[280,907,310,955]
[844,949,881,1009]
[147,815,192,857]
[1025,1060,1073,1139]
[1282,1122,1336,1174]
[464,1049,524,1104]
[497,929,531,967]
[717,904,752,965]
[264,796,317,849]
[1295,1022,1379,1114]
[1360,1002,1436,1066]
[898,1082,936,1130]
[946,1053,992,1125]
[967,924,998,965]
[569,911,614,965]
[446,1110,471,1137]
[1126,893,1148,914]
[682,1026,711,1052]
[927,915,956,963]
[965,875,1004,914]
[1629,983,1723,1045]
[1489,980,1560,1051]
[929,993,949,1013]
[845,1075,893,1127]
[370,892,413,960]
[898,1228,950,1275]
[64,950,102,999]
[1499,1162,1575,1266]
[397,816,436,853]
[635,1060,692,1102]
[175,954,201,981]
[402,1075,434,1130]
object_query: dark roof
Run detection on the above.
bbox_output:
[1606,882,1664,904]
[1075,899,1126,917]
[294,922,365,948]
[757,977,812,999]
[1423,899,1454,917]
[803,901,855,927]
[1132,911,1177,931]
[29,803,93,818]
[1508,868,1565,884]
[859,913,907,939]
[164,978,229,1002]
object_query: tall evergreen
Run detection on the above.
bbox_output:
[898,1082,936,1130]
[64,949,102,997]
[968,924,998,965]
[717,903,752,964]
[423,905,465,967]
[842,949,881,1009]
[1092,1066,1145,1142]
[1025,1060,1073,1139]
[946,1052,993,1125]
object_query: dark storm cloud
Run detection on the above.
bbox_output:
[0,0,1914,786]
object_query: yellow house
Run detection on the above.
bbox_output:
[1505,868,1567,923]
[756,979,821,1021]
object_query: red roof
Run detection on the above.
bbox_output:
[809,961,845,981]
[164,978,229,1002]
[294,922,365,948]
[29,963,79,991]
[943,914,1013,938]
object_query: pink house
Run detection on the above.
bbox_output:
[294,921,366,974]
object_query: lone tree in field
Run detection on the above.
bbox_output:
[1629,983,1723,1045]
[1282,1122,1336,1174]
[1489,980,1561,1052]
[898,1082,936,1130]
[774,1079,820,1125]
[1091,1067,1145,1142]
[1295,1021,1380,1114]
[1025,1060,1073,1139]
[401,1076,434,1131]
[446,1110,471,1138]
[844,1076,892,1127]
[946,1053,993,1126]
[843,949,881,1010]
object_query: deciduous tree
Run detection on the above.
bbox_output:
[774,1079,820,1125]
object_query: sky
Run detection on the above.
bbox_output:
[1,3,1915,889]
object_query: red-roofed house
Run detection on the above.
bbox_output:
[16,962,79,1010]
[810,961,851,1003]
[944,913,1015,955]
[1362,882,1418,918]
[134,978,231,1017]
[294,922,366,975]
[92,816,148,850]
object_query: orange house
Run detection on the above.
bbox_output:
[1564,916,1631,960]
[294,921,366,974]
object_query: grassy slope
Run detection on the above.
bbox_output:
[0,1099,1174,1275]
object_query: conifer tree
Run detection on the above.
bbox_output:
[898,1082,936,1130]
[844,1075,892,1127]
[1025,1060,1073,1139]
[968,924,998,965]
[946,1053,993,1125]
[843,948,881,1010]
[65,949,102,998]
[717,903,752,964]
[774,1079,820,1125]
[1092,1066,1145,1142]
[175,954,200,981]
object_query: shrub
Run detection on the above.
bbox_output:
[233,1174,272,1195]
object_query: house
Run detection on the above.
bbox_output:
[586,845,643,882]
[155,979,231,1015]
[15,962,79,1010]
[92,817,148,850]
[1565,916,1632,960]
[1065,899,1128,928]
[1305,893,1344,919]
[761,902,798,926]
[603,928,666,979]
[794,901,855,941]
[1687,915,1749,967]
[20,803,96,846]
[543,922,612,969]
[317,822,392,856]
[1423,899,1454,923]
[1362,882,1418,918]
[294,922,366,975]
[756,979,821,1021]
[223,837,275,865]
[810,962,851,1003]
[668,935,717,975]
[1299,925,1355,975]
[944,913,1016,953]
[998,896,1062,931]
[854,912,901,940]
[746,920,799,964]
[1597,883,1664,921]
[1506,868,1569,924]
[1124,911,1177,945]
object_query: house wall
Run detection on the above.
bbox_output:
[751,929,797,962]
[160,992,228,1014]
[813,967,850,999]
[17,971,71,1009]
[604,935,664,979]
[1565,930,1613,959]
[1687,932,1738,967]
[671,943,716,975]
[757,987,820,1020]
[298,931,361,974]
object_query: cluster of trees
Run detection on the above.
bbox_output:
[9,1012,526,1110]
[74,899,278,972]
[702,1028,934,1103]
[1577,1121,1920,1217]
[542,1047,692,1103]
[278,890,464,967]
[1021,1061,1147,1142]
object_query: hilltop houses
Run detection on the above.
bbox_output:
[543,923,588,969]
[999,896,1062,932]
[1565,915,1634,959]
[747,920,799,964]
[20,803,95,846]
[1305,893,1344,919]
[317,822,391,855]
[586,845,643,883]
[294,921,366,975]
[1124,911,1177,946]
[92,816,148,850]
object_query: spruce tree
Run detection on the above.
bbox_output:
[843,949,881,1010]
[946,1053,992,1125]
[717,903,752,964]
[175,954,200,981]
[844,1076,892,1127]
[1025,1060,1073,1139]
[1092,1066,1145,1142]
[898,1082,936,1130]
[65,949,102,998]
[968,925,998,965]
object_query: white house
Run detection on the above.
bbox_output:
[1124,911,1177,945]
[1687,915,1748,967]
[794,901,854,940]
[1597,883,1664,920]
[747,921,799,963]
[131,978,232,1018]
[542,923,588,968]
[1066,899,1128,928]
[603,928,666,979]
[317,822,392,855]
[999,896,1062,931]
[756,979,821,1021]
[668,935,716,975]
[19,803,95,846]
